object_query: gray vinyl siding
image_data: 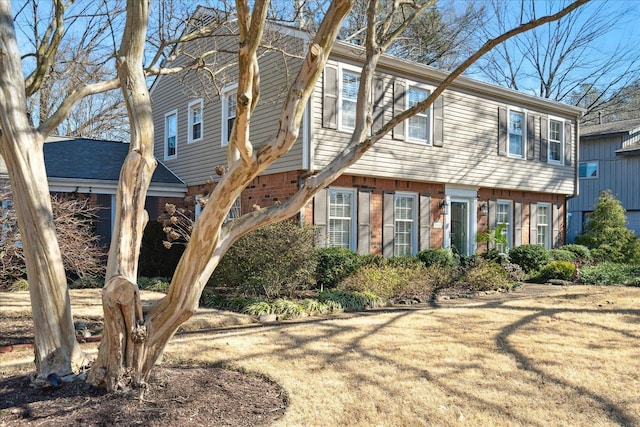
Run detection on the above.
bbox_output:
[151,30,306,186]
[311,58,576,195]
[571,136,640,211]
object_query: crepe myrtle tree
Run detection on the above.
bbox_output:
[0,0,587,392]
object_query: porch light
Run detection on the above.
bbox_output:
[479,202,489,216]
[439,200,449,216]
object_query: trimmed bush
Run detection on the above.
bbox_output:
[538,261,576,281]
[549,249,576,262]
[417,249,456,268]
[387,255,422,268]
[209,222,317,298]
[576,190,640,264]
[315,247,360,290]
[577,262,639,285]
[509,244,551,273]
[460,260,512,291]
[560,244,591,261]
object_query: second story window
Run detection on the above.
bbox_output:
[406,86,430,143]
[579,161,598,178]
[508,110,525,158]
[164,110,177,159]
[188,99,203,143]
[549,119,563,163]
[339,69,359,131]
[221,84,237,146]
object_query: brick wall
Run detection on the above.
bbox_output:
[184,171,569,255]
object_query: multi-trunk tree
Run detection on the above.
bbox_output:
[0,0,587,393]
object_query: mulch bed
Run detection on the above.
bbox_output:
[0,364,288,426]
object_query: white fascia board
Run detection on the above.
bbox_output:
[48,178,187,197]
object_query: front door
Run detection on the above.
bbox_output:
[451,200,469,255]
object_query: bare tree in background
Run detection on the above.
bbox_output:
[477,0,640,122]
[0,0,588,394]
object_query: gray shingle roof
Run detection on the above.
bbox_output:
[581,118,640,138]
[44,137,184,184]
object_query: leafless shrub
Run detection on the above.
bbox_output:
[0,189,106,289]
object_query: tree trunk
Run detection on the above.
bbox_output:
[87,0,157,392]
[0,2,84,381]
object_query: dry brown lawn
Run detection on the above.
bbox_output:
[2,285,640,426]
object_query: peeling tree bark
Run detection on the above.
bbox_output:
[87,0,157,392]
[0,2,84,381]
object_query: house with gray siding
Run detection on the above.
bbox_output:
[151,15,583,256]
[567,118,640,241]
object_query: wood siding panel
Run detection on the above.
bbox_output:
[151,31,306,186]
[312,67,576,196]
[569,136,640,212]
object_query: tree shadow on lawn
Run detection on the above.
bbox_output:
[170,295,640,425]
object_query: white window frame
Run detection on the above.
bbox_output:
[507,107,526,159]
[164,109,178,160]
[221,83,238,147]
[337,64,361,132]
[405,82,433,145]
[578,161,599,179]
[548,116,564,164]
[188,99,204,143]
[328,187,357,251]
[394,192,418,256]
[536,203,551,249]
[496,200,512,253]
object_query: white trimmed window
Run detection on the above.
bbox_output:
[188,99,203,143]
[579,161,598,178]
[328,188,356,250]
[508,109,525,158]
[394,193,417,256]
[406,86,431,143]
[164,110,177,159]
[338,66,360,131]
[221,84,238,146]
[548,118,563,163]
[536,203,551,249]
[496,200,512,253]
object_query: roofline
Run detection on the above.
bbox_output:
[48,178,187,197]
[331,42,585,118]
[155,159,187,185]
[581,127,640,138]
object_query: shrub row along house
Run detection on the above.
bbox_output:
[151,17,583,257]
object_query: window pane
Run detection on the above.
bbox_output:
[329,190,353,249]
[496,202,511,252]
[408,87,427,108]
[342,100,356,129]
[227,93,236,118]
[342,72,359,100]
[537,206,549,247]
[408,115,428,140]
[509,112,524,156]
[394,195,415,256]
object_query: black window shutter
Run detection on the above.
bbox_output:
[498,107,507,156]
[322,66,338,129]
